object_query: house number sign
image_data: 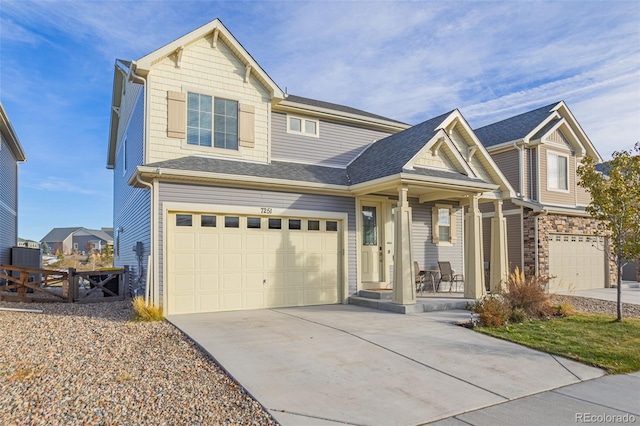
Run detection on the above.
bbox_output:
[260,208,273,214]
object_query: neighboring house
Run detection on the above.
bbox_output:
[107,19,514,315]
[40,227,114,255]
[0,102,27,265]
[17,238,40,249]
[474,102,614,292]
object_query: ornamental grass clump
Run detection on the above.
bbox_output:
[132,296,164,321]
[472,295,511,327]
[502,267,552,319]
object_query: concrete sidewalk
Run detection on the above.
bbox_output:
[168,305,610,425]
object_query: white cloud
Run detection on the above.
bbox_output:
[24,177,98,195]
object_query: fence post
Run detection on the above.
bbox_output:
[67,268,76,302]
[123,266,130,299]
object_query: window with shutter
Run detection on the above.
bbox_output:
[168,91,255,151]
[431,204,456,245]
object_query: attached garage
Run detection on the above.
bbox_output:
[166,211,342,315]
[547,234,607,293]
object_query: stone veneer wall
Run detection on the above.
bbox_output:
[522,210,617,287]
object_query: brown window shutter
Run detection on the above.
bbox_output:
[238,103,255,148]
[167,91,186,138]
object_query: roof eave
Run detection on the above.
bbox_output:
[0,103,27,162]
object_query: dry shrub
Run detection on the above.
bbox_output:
[509,307,527,323]
[132,296,164,321]
[554,302,577,317]
[472,295,510,327]
[503,267,552,319]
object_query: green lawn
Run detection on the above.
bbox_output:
[476,314,640,374]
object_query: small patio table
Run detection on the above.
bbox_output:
[424,269,440,293]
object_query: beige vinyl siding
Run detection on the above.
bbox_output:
[539,145,577,206]
[414,148,457,170]
[0,133,18,264]
[576,159,592,205]
[490,149,520,194]
[547,129,572,149]
[157,182,357,303]
[113,93,151,281]
[146,34,270,164]
[270,112,393,167]
[506,213,523,272]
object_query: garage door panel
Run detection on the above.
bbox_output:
[222,253,242,270]
[198,253,219,270]
[173,253,195,270]
[244,253,265,269]
[222,234,242,250]
[198,294,220,312]
[199,234,219,250]
[173,233,195,250]
[197,274,219,291]
[244,292,265,309]
[168,212,341,315]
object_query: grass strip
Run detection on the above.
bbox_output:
[475,314,640,374]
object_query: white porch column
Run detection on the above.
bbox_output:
[490,199,509,293]
[464,194,485,299]
[392,186,416,305]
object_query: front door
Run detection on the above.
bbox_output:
[361,203,382,282]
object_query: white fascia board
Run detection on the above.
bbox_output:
[132,166,350,195]
[404,127,476,177]
[510,198,588,216]
[107,63,127,169]
[485,139,524,153]
[554,101,603,162]
[524,106,561,143]
[399,172,499,192]
[445,110,517,198]
[538,118,586,156]
[0,103,26,162]
[134,19,284,99]
[273,102,409,133]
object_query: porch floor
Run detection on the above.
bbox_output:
[348,289,475,314]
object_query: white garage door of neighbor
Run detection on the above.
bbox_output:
[167,212,341,315]
[548,234,606,293]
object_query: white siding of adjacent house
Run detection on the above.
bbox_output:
[270,112,393,167]
[0,133,18,264]
[146,34,271,164]
[157,182,357,304]
[113,91,151,284]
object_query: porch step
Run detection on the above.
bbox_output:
[358,289,393,300]
[349,295,472,314]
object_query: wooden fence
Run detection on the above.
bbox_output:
[0,264,129,303]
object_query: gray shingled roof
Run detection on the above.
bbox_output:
[147,156,351,185]
[285,94,406,125]
[41,227,83,243]
[346,111,454,184]
[474,102,559,147]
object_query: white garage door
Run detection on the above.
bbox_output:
[548,234,606,293]
[167,212,341,315]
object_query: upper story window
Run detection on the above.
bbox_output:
[187,92,238,150]
[287,114,319,137]
[547,151,568,191]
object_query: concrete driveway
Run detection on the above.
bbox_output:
[168,305,604,425]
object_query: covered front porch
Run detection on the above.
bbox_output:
[353,177,510,309]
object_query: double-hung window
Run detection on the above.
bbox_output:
[432,204,457,245]
[187,92,238,150]
[547,152,568,191]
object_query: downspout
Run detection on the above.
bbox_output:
[136,174,154,305]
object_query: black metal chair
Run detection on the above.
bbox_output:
[438,261,464,292]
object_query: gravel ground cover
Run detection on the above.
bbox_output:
[551,294,640,318]
[0,300,277,426]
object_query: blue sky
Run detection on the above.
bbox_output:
[1,1,639,242]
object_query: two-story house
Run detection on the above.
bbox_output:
[0,102,27,265]
[475,102,614,292]
[107,19,514,315]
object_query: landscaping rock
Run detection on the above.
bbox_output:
[551,295,640,318]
